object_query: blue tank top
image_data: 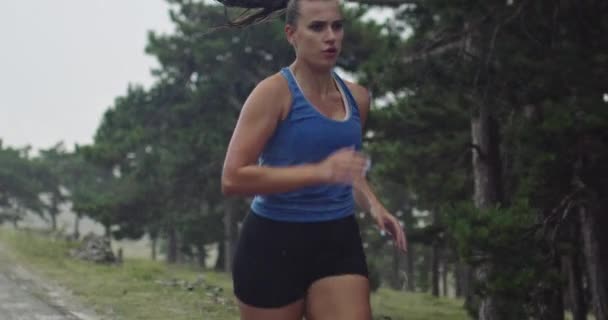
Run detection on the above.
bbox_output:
[250,67,363,222]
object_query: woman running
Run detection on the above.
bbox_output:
[222,1,407,319]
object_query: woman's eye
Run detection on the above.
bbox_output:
[309,23,324,31]
[332,22,343,31]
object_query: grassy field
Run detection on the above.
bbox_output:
[0,227,469,320]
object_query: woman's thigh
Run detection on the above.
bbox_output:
[232,212,308,313]
[238,298,305,320]
[305,274,372,320]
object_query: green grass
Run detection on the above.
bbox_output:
[0,227,469,320]
[371,289,469,320]
[565,313,596,320]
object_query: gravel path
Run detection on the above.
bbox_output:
[0,242,99,320]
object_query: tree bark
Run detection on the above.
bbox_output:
[455,262,462,298]
[442,259,449,297]
[471,109,502,212]
[422,247,432,292]
[391,245,401,289]
[50,210,57,231]
[50,195,59,231]
[462,263,476,315]
[51,214,57,231]
[562,250,587,320]
[167,224,178,264]
[12,206,23,229]
[151,233,158,261]
[73,214,80,239]
[560,215,587,320]
[215,240,225,271]
[580,204,608,320]
[430,209,440,297]
[406,245,416,291]
[575,134,608,320]
[538,258,564,320]
[223,199,237,273]
[597,203,608,318]
[431,242,440,297]
[197,243,207,268]
[471,104,505,320]
[176,231,183,264]
[104,223,111,237]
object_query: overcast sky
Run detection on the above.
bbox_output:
[0,0,174,151]
[0,1,395,152]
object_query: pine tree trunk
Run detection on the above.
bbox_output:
[561,216,587,320]
[50,196,58,231]
[477,265,496,320]
[562,251,586,320]
[431,243,440,297]
[223,199,236,273]
[151,233,158,261]
[215,240,225,271]
[463,263,476,315]
[51,210,57,231]
[574,135,608,320]
[455,262,463,298]
[471,105,505,320]
[422,247,432,293]
[430,210,440,297]
[406,245,416,291]
[13,206,22,229]
[73,214,80,239]
[391,246,401,289]
[580,204,608,320]
[197,243,206,268]
[456,261,473,300]
[545,285,565,320]
[176,231,183,263]
[597,204,608,318]
[442,259,449,297]
[538,258,564,320]
[167,224,178,264]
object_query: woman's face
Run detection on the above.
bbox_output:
[286,0,344,70]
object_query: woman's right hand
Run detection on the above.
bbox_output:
[318,147,368,185]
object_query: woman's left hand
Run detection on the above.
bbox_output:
[370,205,407,254]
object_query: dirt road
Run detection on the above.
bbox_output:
[0,242,99,320]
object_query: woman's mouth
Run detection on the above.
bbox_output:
[322,48,337,57]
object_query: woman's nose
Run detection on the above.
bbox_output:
[325,27,336,41]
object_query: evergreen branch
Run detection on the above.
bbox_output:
[214,0,287,9]
[352,0,418,6]
[406,224,445,245]
[531,187,587,246]
[401,39,464,65]
[214,0,417,9]
[398,13,493,66]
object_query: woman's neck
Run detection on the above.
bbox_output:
[289,61,336,97]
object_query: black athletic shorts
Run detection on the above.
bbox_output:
[232,211,369,308]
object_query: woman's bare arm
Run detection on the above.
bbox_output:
[348,81,407,253]
[222,75,366,196]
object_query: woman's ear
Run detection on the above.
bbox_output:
[285,24,296,46]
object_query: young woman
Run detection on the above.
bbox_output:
[221,0,407,319]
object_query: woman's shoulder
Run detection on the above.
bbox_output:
[246,72,292,119]
[341,79,371,112]
[254,72,290,96]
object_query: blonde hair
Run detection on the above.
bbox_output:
[225,0,337,28]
